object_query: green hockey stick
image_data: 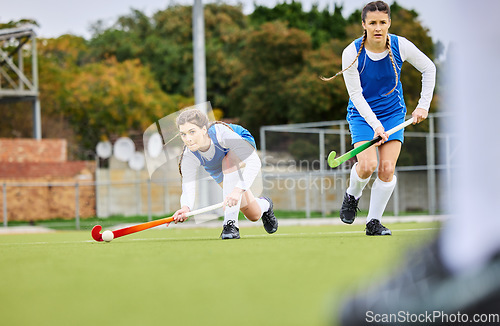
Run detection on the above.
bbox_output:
[327,117,415,168]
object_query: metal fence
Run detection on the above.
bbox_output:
[259,113,454,216]
[1,178,179,229]
[1,113,454,228]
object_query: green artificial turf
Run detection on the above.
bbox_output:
[0,222,439,326]
[4,209,433,231]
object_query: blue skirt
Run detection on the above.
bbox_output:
[347,111,406,145]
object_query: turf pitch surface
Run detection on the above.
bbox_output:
[0,222,439,326]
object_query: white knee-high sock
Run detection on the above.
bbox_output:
[255,197,270,219]
[223,170,243,227]
[346,163,371,199]
[367,176,397,223]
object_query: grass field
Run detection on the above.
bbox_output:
[0,221,439,326]
[3,209,432,230]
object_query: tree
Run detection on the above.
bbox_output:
[88,9,152,62]
[203,4,248,110]
[37,35,89,153]
[284,38,350,124]
[88,4,248,114]
[250,1,347,48]
[0,19,39,29]
[62,57,185,154]
[228,21,312,136]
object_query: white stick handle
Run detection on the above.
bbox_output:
[386,117,415,136]
[185,202,224,217]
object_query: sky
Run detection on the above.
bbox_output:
[1,0,451,45]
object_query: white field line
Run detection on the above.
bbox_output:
[0,228,439,246]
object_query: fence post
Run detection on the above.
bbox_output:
[321,174,326,218]
[95,156,100,218]
[427,116,437,215]
[305,174,311,218]
[75,183,80,230]
[289,182,297,211]
[340,123,347,194]
[147,179,152,222]
[319,131,325,171]
[319,131,327,217]
[260,128,267,166]
[445,135,452,209]
[164,179,170,214]
[393,171,400,216]
[106,169,111,217]
[3,183,7,227]
[136,171,142,216]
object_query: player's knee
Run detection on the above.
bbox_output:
[246,214,260,222]
[358,159,377,177]
[378,161,396,181]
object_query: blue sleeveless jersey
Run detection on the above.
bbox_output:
[191,123,256,184]
[347,34,407,144]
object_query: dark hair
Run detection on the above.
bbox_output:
[320,1,398,96]
[176,108,210,130]
[362,1,391,22]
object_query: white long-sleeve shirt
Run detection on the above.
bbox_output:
[342,35,436,131]
[180,124,261,210]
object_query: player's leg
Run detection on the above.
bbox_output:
[239,189,260,221]
[240,189,278,234]
[222,150,277,233]
[354,142,379,179]
[365,140,401,235]
[219,151,244,239]
[340,143,377,224]
[220,151,278,236]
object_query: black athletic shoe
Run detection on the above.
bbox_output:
[261,197,278,234]
[338,239,500,325]
[340,193,360,224]
[365,219,392,236]
[220,220,240,239]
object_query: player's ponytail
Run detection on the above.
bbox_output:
[384,35,399,96]
[320,31,367,82]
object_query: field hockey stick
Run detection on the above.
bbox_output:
[91,202,224,242]
[327,117,415,168]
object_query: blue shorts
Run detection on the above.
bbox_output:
[347,112,406,145]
